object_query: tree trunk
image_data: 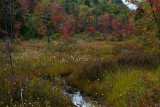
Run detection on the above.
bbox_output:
[47,31,50,44]
[158,15,160,39]
[149,0,160,39]
[125,9,128,39]
[95,4,98,31]
[125,21,128,39]
[6,40,14,81]
[10,0,13,43]
[75,3,79,32]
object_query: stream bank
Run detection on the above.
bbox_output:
[60,79,103,107]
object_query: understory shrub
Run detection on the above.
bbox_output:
[50,33,61,40]
[55,43,82,52]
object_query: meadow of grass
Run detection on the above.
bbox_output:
[0,39,160,106]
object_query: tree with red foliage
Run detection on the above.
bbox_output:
[129,0,160,52]
[128,18,135,35]
[128,0,160,37]
[102,13,110,33]
[49,2,66,33]
[148,0,160,36]
[0,28,8,34]
[102,13,114,40]
[86,26,96,35]
[59,22,75,44]
[102,13,125,40]
[112,19,124,40]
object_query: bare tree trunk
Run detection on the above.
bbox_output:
[10,0,13,43]
[75,3,79,32]
[125,21,128,39]
[64,29,68,45]
[95,5,98,31]
[6,40,14,81]
[94,1,98,32]
[47,32,50,44]
[109,17,113,41]
[158,15,160,38]
[21,82,24,107]
[125,9,128,39]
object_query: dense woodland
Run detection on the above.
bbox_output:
[0,0,160,107]
[0,0,160,52]
[0,0,130,39]
[0,0,133,39]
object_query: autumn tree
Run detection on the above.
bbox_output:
[59,22,75,44]
[129,0,160,53]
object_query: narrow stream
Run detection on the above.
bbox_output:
[64,91,96,107]
[61,79,99,107]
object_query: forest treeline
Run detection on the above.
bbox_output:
[0,0,160,52]
[0,0,131,39]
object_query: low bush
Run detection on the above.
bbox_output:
[55,43,82,52]
[50,33,61,40]
[75,59,117,81]
[118,52,160,68]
